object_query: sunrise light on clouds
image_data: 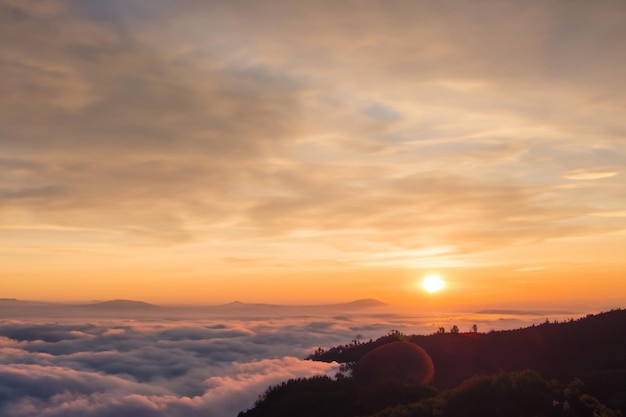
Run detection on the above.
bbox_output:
[1,0,625,309]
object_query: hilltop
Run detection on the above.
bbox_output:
[239,309,626,417]
[310,308,626,388]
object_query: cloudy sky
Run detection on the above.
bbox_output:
[1,0,625,307]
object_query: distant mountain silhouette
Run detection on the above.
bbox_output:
[0,298,55,305]
[78,299,160,310]
[211,299,387,312]
[1,298,385,311]
[476,308,574,315]
[325,298,387,309]
[0,299,63,309]
[1,298,387,318]
[215,300,276,308]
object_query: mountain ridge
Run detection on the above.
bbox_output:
[77,299,160,310]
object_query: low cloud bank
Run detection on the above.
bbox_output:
[0,311,562,417]
[0,315,376,417]
[0,358,334,417]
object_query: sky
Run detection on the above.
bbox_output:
[1,0,626,308]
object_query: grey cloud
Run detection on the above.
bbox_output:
[0,309,583,417]
[0,315,362,417]
[0,358,336,417]
[0,1,302,156]
[0,364,165,406]
[0,158,43,172]
[5,318,344,389]
[159,326,253,341]
[177,1,626,89]
[0,1,307,242]
[0,186,64,201]
[0,323,97,343]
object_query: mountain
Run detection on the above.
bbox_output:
[78,299,160,310]
[207,299,387,314]
[0,298,57,306]
[476,308,574,315]
[0,299,67,315]
[325,298,387,309]
[0,298,387,319]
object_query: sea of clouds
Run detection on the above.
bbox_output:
[0,307,578,417]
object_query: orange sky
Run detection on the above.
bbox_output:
[1,0,625,309]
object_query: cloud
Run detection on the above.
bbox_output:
[1,0,626,283]
[0,302,599,417]
[0,0,308,244]
[564,170,619,180]
[0,308,593,417]
[0,323,95,343]
[0,316,346,417]
[0,359,335,417]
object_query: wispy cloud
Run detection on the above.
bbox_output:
[1,0,626,300]
[564,170,619,181]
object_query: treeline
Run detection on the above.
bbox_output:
[239,370,621,417]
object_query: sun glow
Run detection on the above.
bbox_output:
[421,274,446,293]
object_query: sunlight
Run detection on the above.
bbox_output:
[420,274,446,293]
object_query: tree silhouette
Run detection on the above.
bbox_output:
[241,310,626,417]
[442,370,553,417]
[451,325,459,334]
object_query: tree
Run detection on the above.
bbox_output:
[472,324,478,333]
[442,370,553,417]
[451,325,459,334]
[437,327,445,334]
[240,376,358,417]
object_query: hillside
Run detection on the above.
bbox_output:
[310,309,626,388]
[240,309,626,417]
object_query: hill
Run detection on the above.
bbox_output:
[77,299,160,310]
[325,298,387,309]
[240,309,626,417]
[310,309,626,388]
[206,299,387,315]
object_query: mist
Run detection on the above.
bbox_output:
[0,299,593,417]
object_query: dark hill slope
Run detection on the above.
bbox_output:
[310,309,626,388]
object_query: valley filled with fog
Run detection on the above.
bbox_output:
[0,300,585,417]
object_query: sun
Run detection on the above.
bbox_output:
[420,274,446,293]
